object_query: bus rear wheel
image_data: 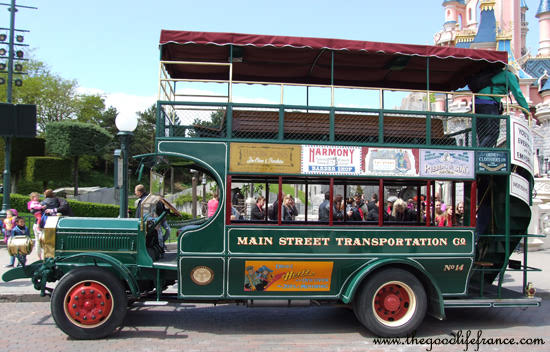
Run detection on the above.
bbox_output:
[353,268,426,337]
[51,267,128,339]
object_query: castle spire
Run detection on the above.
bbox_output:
[536,0,550,56]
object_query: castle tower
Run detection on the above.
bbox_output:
[521,0,529,56]
[537,0,550,56]
[443,0,467,29]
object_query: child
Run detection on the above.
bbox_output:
[28,192,44,260]
[3,209,16,267]
[11,216,31,267]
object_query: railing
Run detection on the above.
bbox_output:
[157,101,510,150]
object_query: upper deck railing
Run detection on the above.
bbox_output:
[156,60,529,150]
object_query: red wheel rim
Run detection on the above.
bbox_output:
[373,282,413,324]
[64,281,114,327]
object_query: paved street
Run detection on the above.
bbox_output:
[0,301,547,352]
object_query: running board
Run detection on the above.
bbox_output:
[444,297,541,308]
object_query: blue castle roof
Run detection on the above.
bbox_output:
[522,0,528,9]
[537,0,550,15]
[542,77,550,92]
[473,4,496,43]
[442,0,465,5]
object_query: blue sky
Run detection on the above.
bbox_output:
[2,0,544,115]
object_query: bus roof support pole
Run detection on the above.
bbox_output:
[498,175,511,297]
[470,181,477,228]
[278,176,283,226]
[226,175,232,225]
[426,180,431,226]
[378,179,384,226]
[278,107,284,140]
[426,58,431,145]
[330,51,334,107]
[329,178,334,226]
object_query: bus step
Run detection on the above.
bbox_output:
[247,299,311,308]
[474,261,493,267]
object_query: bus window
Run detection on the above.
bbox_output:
[383,182,422,225]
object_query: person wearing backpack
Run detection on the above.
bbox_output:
[470,65,529,148]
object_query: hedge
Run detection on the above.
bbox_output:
[0,137,45,173]
[8,193,191,220]
[25,156,72,183]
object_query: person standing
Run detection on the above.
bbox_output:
[3,209,16,267]
[207,192,219,218]
[11,217,31,267]
[473,65,529,148]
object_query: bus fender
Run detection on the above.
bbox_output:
[56,252,140,298]
[340,258,445,320]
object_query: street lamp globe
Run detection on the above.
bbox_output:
[115,112,138,133]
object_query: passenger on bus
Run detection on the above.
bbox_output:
[318,192,331,221]
[250,196,266,220]
[366,199,388,222]
[391,198,416,222]
[434,201,447,226]
[354,193,369,216]
[230,206,243,220]
[282,194,298,221]
[333,194,345,221]
[386,195,397,215]
[346,197,363,221]
[455,202,465,226]
[367,193,378,212]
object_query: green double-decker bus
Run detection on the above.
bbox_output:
[3,30,541,339]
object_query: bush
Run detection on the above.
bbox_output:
[8,193,190,219]
[25,156,71,184]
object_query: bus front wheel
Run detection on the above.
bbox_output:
[51,267,128,339]
[353,268,427,337]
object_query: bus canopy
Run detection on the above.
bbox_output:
[159,30,508,91]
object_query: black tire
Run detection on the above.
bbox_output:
[353,268,427,337]
[51,267,128,339]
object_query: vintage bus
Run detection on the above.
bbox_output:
[2,30,541,339]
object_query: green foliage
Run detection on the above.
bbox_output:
[192,109,225,128]
[131,105,156,158]
[16,180,43,196]
[268,184,307,204]
[25,156,71,183]
[45,121,113,157]
[0,60,79,132]
[0,137,45,174]
[174,194,194,207]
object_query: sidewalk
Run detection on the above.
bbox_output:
[1,245,549,302]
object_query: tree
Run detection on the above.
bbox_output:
[45,121,113,196]
[131,105,157,157]
[1,60,79,131]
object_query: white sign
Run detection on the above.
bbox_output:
[511,117,534,176]
[301,145,362,175]
[510,173,530,206]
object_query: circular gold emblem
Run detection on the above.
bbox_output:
[190,266,214,285]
